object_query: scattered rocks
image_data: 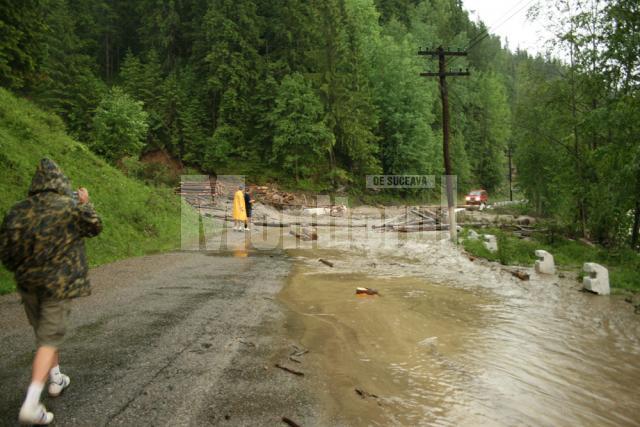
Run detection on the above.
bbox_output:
[467,229,480,240]
[289,226,318,241]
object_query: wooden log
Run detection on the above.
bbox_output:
[356,287,379,296]
[393,224,452,232]
[511,270,530,281]
[282,417,301,427]
[275,363,305,376]
[355,388,379,399]
[410,209,436,220]
[319,259,334,267]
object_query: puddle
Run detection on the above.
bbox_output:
[281,269,496,426]
[279,229,640,426]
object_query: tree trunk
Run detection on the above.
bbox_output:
[631,199,640,249]
[632,168,640,249]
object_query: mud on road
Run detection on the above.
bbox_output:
[0,251,321,426]
[2,223,640,426]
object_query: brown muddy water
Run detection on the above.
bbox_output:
[274,227,640,427]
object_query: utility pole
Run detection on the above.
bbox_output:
[419,46,469,243]
[507,144,513,202]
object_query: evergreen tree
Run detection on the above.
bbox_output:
[269,73,334,182]
[199,0,263,169]
[32,0,105,141]
[465,72,511,192]
[92,86,149,162]
[0,0,46,89]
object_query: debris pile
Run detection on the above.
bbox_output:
[373,207,451,232]
[175,178,218,209]
[356,287,380,296]
[289,226,318,241]
[252,185,300,207]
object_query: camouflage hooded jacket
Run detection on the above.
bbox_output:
[0,159,103,299]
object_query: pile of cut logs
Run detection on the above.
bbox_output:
[252,185,299,207]
[175,179,219,209]
[373,207,452,232]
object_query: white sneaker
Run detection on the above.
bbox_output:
[18,403,54,425]
[48,374,70,397]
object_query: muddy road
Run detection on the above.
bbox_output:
[1,224,639,426]
[0,250,321,426]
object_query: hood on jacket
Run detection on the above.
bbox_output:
[28,158,73,197]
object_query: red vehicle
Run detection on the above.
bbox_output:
[465,189,488,207]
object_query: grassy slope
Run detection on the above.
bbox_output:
[461,228,640,293]
[0,88,182,294]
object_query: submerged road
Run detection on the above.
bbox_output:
[0,251,317,426]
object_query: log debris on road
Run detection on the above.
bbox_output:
[275,364,305,377]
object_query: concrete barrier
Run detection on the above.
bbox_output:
[582,263,610,295]
[483,234,498,252]
[534,249,555,274]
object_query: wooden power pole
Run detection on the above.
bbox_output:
[419,46,469,243]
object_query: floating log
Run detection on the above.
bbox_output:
[355,388,379,399]
[319,259,334,267]
[356,287,379,296]
[511,270,530,281]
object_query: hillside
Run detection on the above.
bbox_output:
[0,88,182,293]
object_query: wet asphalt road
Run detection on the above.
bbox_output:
[0,251,318,426]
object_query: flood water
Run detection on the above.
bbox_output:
[277,227,640,426]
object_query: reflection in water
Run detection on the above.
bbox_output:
[279,229,640,427]
[232,248,248,258]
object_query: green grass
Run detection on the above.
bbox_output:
[461,228,640,292]
[0,88,183,294]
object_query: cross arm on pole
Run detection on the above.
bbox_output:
[420,71,470,77]
[418,50,468,56]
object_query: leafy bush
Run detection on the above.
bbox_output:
[92,87,149,162]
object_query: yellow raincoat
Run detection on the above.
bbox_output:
[232,190,247,221]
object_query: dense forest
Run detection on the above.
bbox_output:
[0,0,638,248]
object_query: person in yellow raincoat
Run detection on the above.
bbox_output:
[232,185,247,231]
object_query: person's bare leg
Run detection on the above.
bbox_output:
[51,350,59,373]
[32,346,56,384]
[19,346,56,424]
[49,350,62,383]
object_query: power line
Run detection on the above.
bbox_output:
[447,0,539,70]
[469,0,538,51]
[463,0,534,50]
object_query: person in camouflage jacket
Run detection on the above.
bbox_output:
[0,158,102,425]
